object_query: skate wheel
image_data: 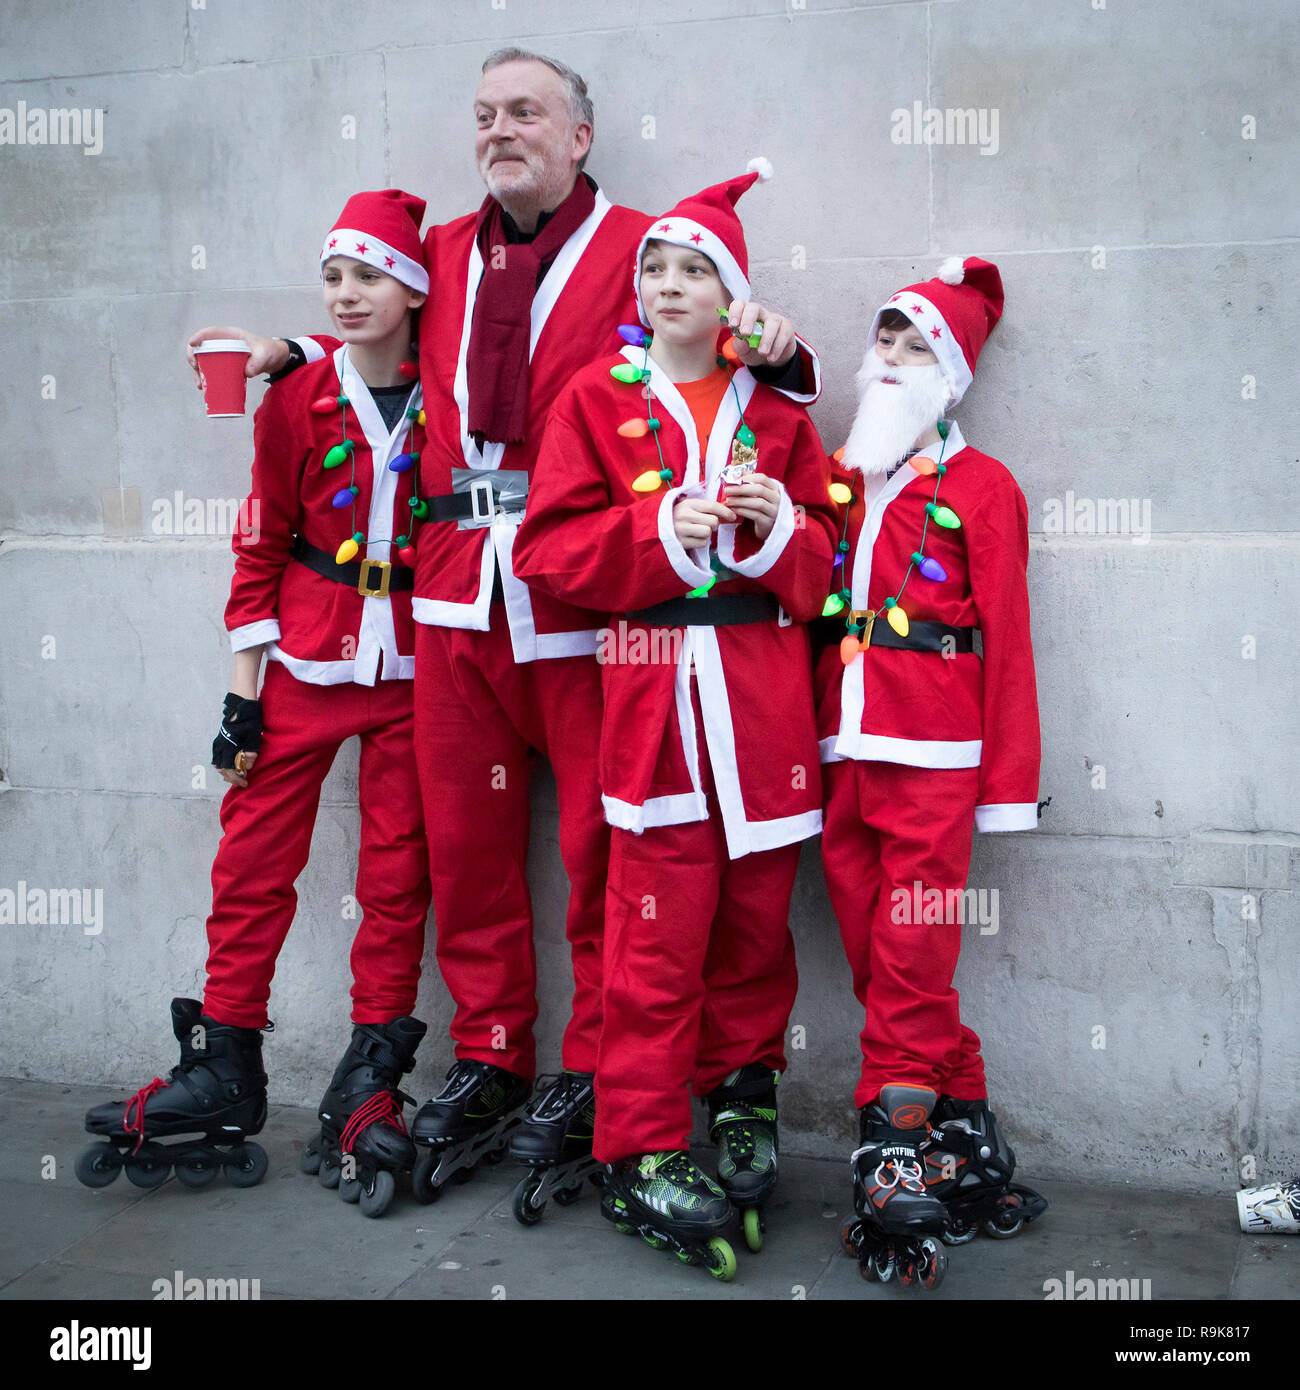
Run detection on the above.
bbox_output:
[451,1164,475,1184]
[124,1142,171,1189]
[481,1141,508,1166]
[941,1218,979,1246]
[642,1231,669,1251]
[589,1169,607,1189]
[338,1175,362,1204]
[174,1149,219,1188]
[299,1137,322,1176]
[225,1142,268,1189]
[898,1252,917,1287]
[410,1151,441,1205]
[840,1220,860,1259]
[75,1143,123,1189]
[705,1237,737,1282]
[873,1246,896,1283]
[512,1174,546,1227]
[742,1206,764,1253]
[858,1253,879,1282]
[553,1183,583,1207]
[983,1209,1024,1240]
[920,1237,947,1291]
[317,1151,341,1189]
[359,1168,396,1218]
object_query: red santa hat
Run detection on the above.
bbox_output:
[870,256,1003,406]
[320,188,429,294]
[633,157,773,327]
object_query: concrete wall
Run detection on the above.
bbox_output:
[1,0,1296,1194]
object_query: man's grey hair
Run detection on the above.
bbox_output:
[481,47,595,172]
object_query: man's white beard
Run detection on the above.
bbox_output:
[840,353,951,477]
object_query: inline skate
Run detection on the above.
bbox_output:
[76,997,269,1190]
[509,1070,603,1225]
[841,1084,948,1290]
[410,1059,530,1203]
[600,1149,736,1281]
[705,1063,778,1253]
[299,1015,426,1218]
[925,1095,1048,1243]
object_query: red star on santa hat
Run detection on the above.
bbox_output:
[356,241,369,254]
[657,222,673,232]
[328,237,337,249]
[910,304,925,314]
[930,325,942,339]
[384,256,395,268]
[689,232,703,244]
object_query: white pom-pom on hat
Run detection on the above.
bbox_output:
[937,255,967,285]
[746,156,774,182]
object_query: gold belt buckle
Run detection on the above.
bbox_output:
[850,609,876,648]
[357,558,391,599]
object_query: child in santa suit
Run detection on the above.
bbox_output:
[515,163,836,1271]
[816,257,1046,1263]
[78,191,433,1218]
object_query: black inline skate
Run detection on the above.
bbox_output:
[299,1015,426,1218]
[409,1059,530,1203]
[76,997,269,1190]
[841,1084,949,1290]
[705,1063,778,1253]
[509,1070,604,1225]
[600,1150,737,1281]
[924,1095,1048,1243]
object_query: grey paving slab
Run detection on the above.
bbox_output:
[3,1080,1296,1303]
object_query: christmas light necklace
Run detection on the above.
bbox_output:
[824,420,964,664]
[609,321,758,597]
[310,357,426,567]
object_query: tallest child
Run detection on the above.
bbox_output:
[192,50,821,1188]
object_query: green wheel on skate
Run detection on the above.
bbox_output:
[75,1143,123,1189]
[741,1207,764,1253]
[705,1237,737,1282]
[641,1232,669,1250]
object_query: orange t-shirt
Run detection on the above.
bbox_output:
[674,367,732,482]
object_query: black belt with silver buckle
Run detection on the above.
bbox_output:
[627,594,781,627]
[290,535,414,598]
[862,617,979,653]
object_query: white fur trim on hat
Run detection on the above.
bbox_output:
[937,256,966,285]
[321,230,429,295]
[747,156,774,182]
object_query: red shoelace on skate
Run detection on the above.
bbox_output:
[339,1091,406,1154]
[123,1077,168,1153]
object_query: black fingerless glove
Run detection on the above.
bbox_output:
[212,693,263,768]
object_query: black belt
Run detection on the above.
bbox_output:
[627,594,781,627]
[290,535,414,597]
[429,469,529,524]
[866,619,979,654]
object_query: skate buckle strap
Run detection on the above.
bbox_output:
[340,1091,407,1153]
[124,1077,167,1154]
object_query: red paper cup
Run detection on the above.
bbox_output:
[195,340,253,417]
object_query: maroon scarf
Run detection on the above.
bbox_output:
[467,176,597,446]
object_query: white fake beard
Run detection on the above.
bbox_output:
[840,353,952,477]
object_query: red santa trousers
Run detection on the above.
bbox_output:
[203,661,430,1030]
[413,611,608,1080]
[595,691,800,1163]
[821,758,988,1109]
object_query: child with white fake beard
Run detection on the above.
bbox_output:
[815,258,1048,1288]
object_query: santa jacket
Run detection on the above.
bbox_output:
[815,421,1040,832]
[514,347,836,858]
[292,187,821,664]
[225,348,422,685]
